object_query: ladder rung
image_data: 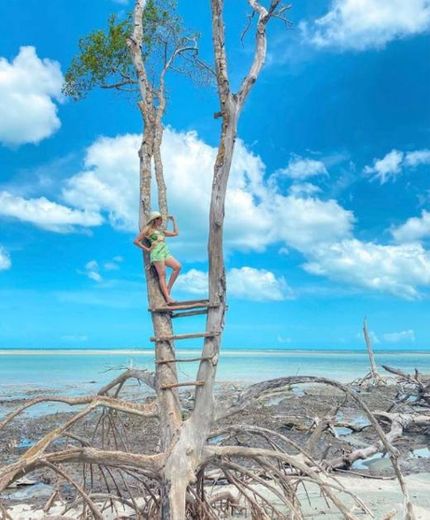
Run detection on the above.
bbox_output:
[157,356,213,365]
[150,299,217,313]
[161,381,205,390]
[171,309,208,319]
[150,331,219,342]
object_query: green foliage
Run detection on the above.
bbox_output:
[63,15,131,100]
[63,0,179,100]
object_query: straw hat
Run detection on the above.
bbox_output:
[147,211,162,224]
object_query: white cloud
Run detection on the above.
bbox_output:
[9,126,430,299]
[62,134,140,231]
[0,46,63,146]
[404,149,430,167]
[364,148,430,184]
[364,149,404,184]
[104,256,124,271]
[303,239,430,299]
[273,194,353,252]
[392,210,430,243]
[79,257,124,281]
[228,267,293,301]
[0,191,103,233]
[175,267,293,301]
[61,129,352,259]
[382,329,415,343]
[175,269,208,296]
[0,246,11,271]
[276,156,327,180]
[87,271,102,282]
[82,260,103,282]
[302,0,430,51]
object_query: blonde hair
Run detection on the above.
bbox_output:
[142,223,156,237]
[142,216,162,237]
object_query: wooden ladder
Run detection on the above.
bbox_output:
[150,299,220,390]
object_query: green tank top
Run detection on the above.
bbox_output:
[148,230,164,243]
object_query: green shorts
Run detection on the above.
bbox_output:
[150,243,171,263]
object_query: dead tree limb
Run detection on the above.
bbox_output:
[0,394,158,431]
[238,375,416,520]
[204,445,365,520]
[43,461,104,520]
[97,368,156,395]
[354,318,387,387]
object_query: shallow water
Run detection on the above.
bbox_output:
[351,452,386,470]
[1,349,429,399]
[411,447,430,459]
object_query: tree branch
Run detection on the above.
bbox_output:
[43,461,104,520]
[127,0,153,116]
[0,394,158,431]
[236,0,281,108]
[97,368,156,395]
[0,447,163,492]
[203,445,362,520]
[210,0,232,100]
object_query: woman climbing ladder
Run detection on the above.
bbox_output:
[134,211,181,304]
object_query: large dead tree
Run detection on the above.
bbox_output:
[1,2,423,520]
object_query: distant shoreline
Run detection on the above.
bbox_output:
[1,347,430,355]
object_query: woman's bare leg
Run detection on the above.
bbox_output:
[153,261,174,303]
[165,256,181,294]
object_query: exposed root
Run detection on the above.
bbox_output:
[239,375,418,519]
[2,368,429,518]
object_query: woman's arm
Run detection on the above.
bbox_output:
[164,215,179,237]
[133,230,152,252]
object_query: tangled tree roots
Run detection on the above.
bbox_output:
[1,368,428,519]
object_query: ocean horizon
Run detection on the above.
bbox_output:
[1,348,429,388]
[1,346,430,353]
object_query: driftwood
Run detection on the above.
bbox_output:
[383,365,430,408]
[2,366,430,519]
[354,318,389,387]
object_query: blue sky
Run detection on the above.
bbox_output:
[1,0,430,350]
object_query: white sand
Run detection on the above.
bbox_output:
[5,473,430,519]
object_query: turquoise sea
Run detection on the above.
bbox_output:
[1,349,429,399]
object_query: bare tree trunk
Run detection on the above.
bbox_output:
[192,0,275,432]
[355,318,386,387]
[154,83,168,219]
[192,110,236,426]
[363,318,378,379]
[129,3,183,516]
